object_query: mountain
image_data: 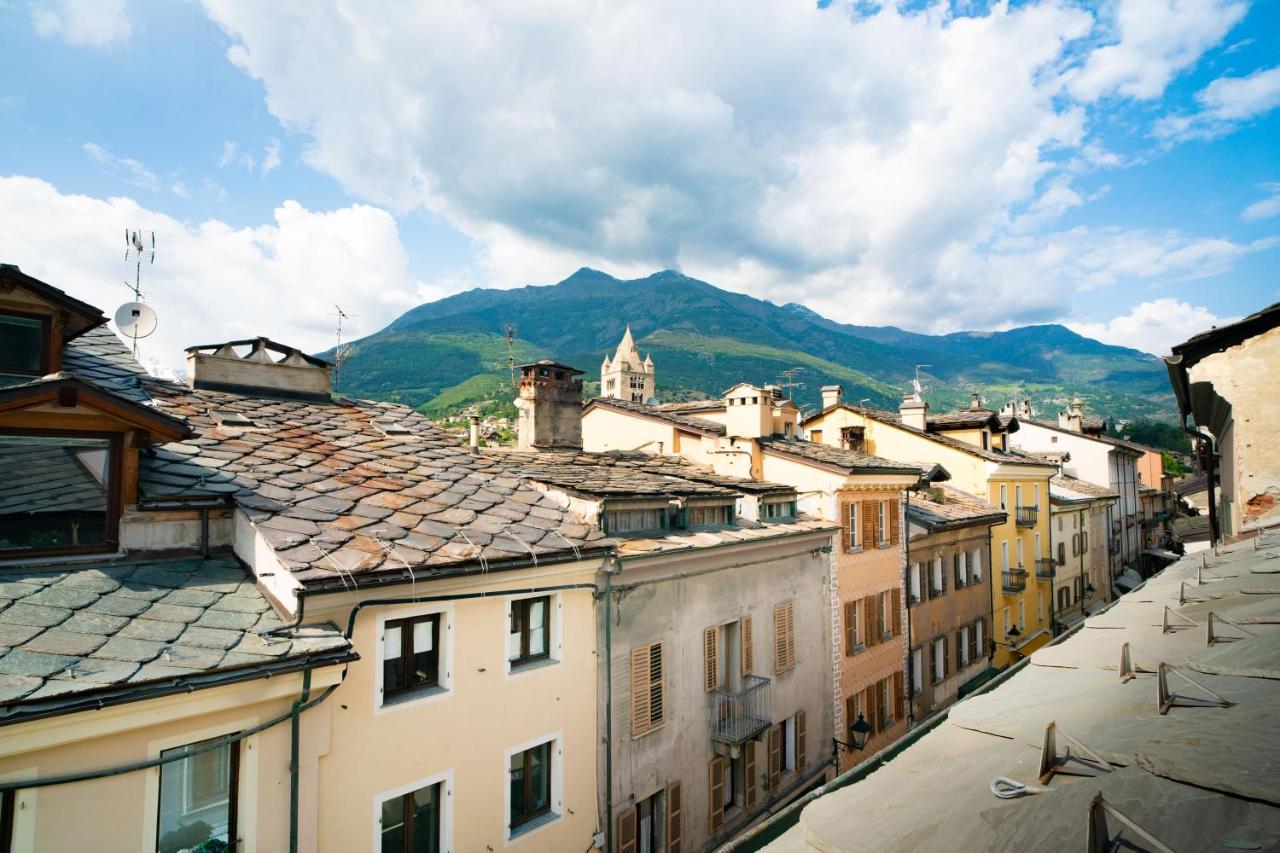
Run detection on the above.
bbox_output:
[329,268,1175,422]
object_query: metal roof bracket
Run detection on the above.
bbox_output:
[1206,611,1254,645]
[1037,721,1113,785]
[1117,642,1156,682]
[1178,581,1209,605]
[1086,793,1175,853]
[1157,662,1233,715]
[1162,606,1198,634]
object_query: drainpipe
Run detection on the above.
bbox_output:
[602,557,619,853]
[289,668,312,853]
[902,488,914,725]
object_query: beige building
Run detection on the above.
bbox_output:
[1048,474,1117,627]
[1166,301,1280,540]
[600,327,655,403]
[904,486,1004,718]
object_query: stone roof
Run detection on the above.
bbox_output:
[927,409,1002,430]
[757,436,923,475]
[908,486,1006,531]
[500,449,795,499]
[60,325,153,404]
[138,380,607,587]
[1050,473,1119,502]
[614,517,835,559]
[584,397,726,436]
[1025,419,1145,455]
[1174,473,1209,496]
[1172,514,1211,542]
[653,400,726,415]
[0,442,106,518]
[0,555,353,724]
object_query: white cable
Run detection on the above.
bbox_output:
[990,777,1044,799]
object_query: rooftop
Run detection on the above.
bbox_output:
[585,397,726,436]
[907,486,1006,532]
[757,436,925,476]
[0,555,353,725]
[1050,473,1120,503]
[498,449,748,499]
[770,537,1280,851]
[60,325,155,404]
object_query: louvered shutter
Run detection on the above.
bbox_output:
[940,558,948,594]
[875,679,886,728]
[650,643,664,727]
[631,646,651,737]
[942,635,950,677]
[839,500,851,551]
[666,782,683,853]
[893,670,905,722]
[861,501,875,549]
[866,686,879,733]
[889,498,900,545]
[796,710,807,770]
[617,809,638,853]
[768,724,782,790]
[774,602,795,673]
[957,629,965,668]
[703,627,719,693]
[741,615,754,675]
[744,740,757,808]
[844,694,857,738]
[844,601,858,654]
[708,757,725,832]
[891,588,902,637]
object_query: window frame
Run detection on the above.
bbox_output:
[372,769,453,853]
[0,309,51,380]
[376,604,451,713]
[382,613,441,701]
[508,594,553,671]
[0,427,123,559]
[155,736,241,853]
[505,734,562,841]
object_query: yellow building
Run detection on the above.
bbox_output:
[803,388,1058,667]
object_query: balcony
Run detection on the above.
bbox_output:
[711,675,772,745]
[1035,558,1056,580]
[1109,539,1121,555]
[1002,569,1027,593]
[1015,506,1038,527]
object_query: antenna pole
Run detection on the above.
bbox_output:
[332,305,356,387]
[121,229,156,357]
[503,324,518,387]
[779,366,804,401]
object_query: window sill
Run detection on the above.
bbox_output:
[876,541,893,550]
[508,656,559,676]
[631,721,666,741]
[380,683,448,711]
[848,644,866,656]
[846,546,864,555]
[509,810,560,842]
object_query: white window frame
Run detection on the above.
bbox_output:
[999,484,1007,510]
[1018,600,1026,630]
[958,551,969,586]
[846,501,860,551]
[1002,607,1011,634]
[877,501,889,545]
[975,619,985,656]
[1001,541,1009,572]
[959,628,970,667]
[375,602,454,715]
[1016,538,1025,569]
[505,592,564,678]
[909,562,922,603]
[372,769,454,853]
[911,647,923,694]
[931,557,944,595]
[504,731,565,844]
[971,548,983,582]
[932,639,946,683]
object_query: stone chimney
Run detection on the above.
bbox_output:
[821,385,843,410]
[185,337,332,400]
[900,392,929,431]
[467,409,481,451]
[515,360,584,450]
[1058,396,1084,433]
[969,392,982,411]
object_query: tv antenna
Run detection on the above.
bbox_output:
[503,323,518,386]
[913,364,932,398]
[333,305,357,384]
[116,229,158,357]
[778,367,804,400]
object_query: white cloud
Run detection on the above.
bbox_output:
[31,0,131,48]
[216,140,255,171]
[1155,66,1280,141]
[1242,183,1280,222]
[0,175,425,374]
[170,181,190,198]
[261,138,282,175]
[83,142,161,193]
[1068,298,1235,356]
[1066,0,1247,101]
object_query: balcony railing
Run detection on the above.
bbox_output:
[1002,569,1027,593]
[711,675,772,745]
[1015,506,1038,527]
[1109,539,1121,555]
[1035,558,1056,579]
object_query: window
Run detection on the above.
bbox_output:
[843,501,860,551]
[380,781,442,853]
[910,648,923,695]
[930,557,944,596]
[605,505,667,534]
[971,549,983,582]
[383,614,440,702]
[1037,592,1044,624]
[844,600,861,655]
[509,596,550,668]
[958,627,970,667]
[1001,541,1009,571]
[635,791,663,853]
[1033,485,1040,509]
[999,484,1007,510]
[953,553,965,589]
[1081,531,1089,553]
[1058,516,1063,532]
[1002,607,1011,635]
[763,498,796,520]
[782,715,798,772]
[631,642,665,736]
[931,639,946,684]
[909,563,923,604]
[1016,538,1025,568]
[840,426,865,452]
[0,312,46,384]
[877,501,888,545]
[1035,533,1042,562]
[773,601,796,673]
[0,432,117,555]
[157,737,238,853]
[878,592,891,641]
[1015,485,1023,508]
[509,742,553,831]
[1018,600,1025,630]
[1059,541,1067,565]
[687,501,733,528]
[974,619,985,657]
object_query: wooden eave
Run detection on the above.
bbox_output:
[0,377,191,440]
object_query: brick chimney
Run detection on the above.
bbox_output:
[514,361,584,450]
[185,337,332,400]
[900,392,929,431]
[969,392,982,411]
[821,385,843,410]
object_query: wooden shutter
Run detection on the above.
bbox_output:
[631,646,652,737]
[861,501,875,549]
[889,498,900,545]
[844,694,858,737]
[666,782,683,853]
[741,615,754,675]
[703,627,719,693]
[957,629,965,668]
[893,670,905,722]
[774,601,795,673]
[767,724,782,790]
[617,809,638,853]
[867,597,880,648]
[839,500,851,551]
[844,600,858,654]
[940,559,948,594]
[875,679,886,727]
[891,588,902,637]
[942,635,949,678]
[796,710,807,770]
[865,686,878,733]
[744,740,757,808]
[708,757,725,832]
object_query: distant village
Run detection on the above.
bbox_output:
[0,261,1276,852]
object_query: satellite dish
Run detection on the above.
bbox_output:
[115,302,158,340]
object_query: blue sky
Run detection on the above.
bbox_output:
[0,0,1276,372]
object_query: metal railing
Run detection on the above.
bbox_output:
[1109,539,1121,555]
[1035,558,1056,579]
[711,675,772,745]
[1015,506,1038,527]
[1002,569,1027,593]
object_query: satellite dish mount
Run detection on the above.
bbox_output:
[118,229,158,357]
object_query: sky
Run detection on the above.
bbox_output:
[0,0,1277,375]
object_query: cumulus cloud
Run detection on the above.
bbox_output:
[83,142,162,193]
[1242,183,1280,222]
[31,0,131,48]
[1068,298,1235,356]
[0,175,427,374]
[1155,66,1280,142]
[261,138,282,175]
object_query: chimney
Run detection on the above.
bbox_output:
[1058,396,1084,433]
[185,337,332,400]
[514,360,584,450]
[1018,398,1032,420]
[821,385,843,410]
[467,409,481,451]
[969,392,982,411]
[900,392,929,431]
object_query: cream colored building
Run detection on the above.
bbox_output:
[1049,474,1117,627]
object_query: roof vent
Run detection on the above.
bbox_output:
[215,410,256,429]
[186,337,332,400]
[373,419,412,437]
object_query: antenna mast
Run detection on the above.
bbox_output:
[913,364,932,398]
[778,366,804,401]
[333,305,356,386]
[121,229,156,357]
[503,323,518,387]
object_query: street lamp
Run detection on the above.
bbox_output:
[833,713,873,759]
[1007,625,1021,641]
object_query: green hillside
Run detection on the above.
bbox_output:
[328,268,1176,422]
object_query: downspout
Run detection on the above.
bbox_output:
[603,557,618,853]
[902,488,914,725]
[289,668,312,853]
[1046,495,1055,638]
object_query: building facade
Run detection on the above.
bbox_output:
[601,327,655,403]
[1049,474,1117,627]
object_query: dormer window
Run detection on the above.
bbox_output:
[0,431,118,556]
[684,498,735,528]
[763,497,798,521]
[0,311,47,386]
[603,500,669,535]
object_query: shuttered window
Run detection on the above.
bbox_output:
[841,501,859,551]
[862,596,878,649]
[796,710,807,771]
[744,741,757,808]
[617,809,638,853]
[888,498,901,546]
[666,782,683,853]
[703,627,720,693]
[843,600,860,655]
[893,671,905,723]
[891,588,902,637]
[861,501,876,552]
[708,758,726,832]
[631,642,665,737]
[767,724,782,790]
[741,615,754,675]
[773,601,796,674]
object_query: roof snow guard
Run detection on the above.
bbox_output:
[186,337,332,400]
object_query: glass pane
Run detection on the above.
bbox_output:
[412,784,440,853]
[412,619,434,653]
[384,625,402,660]
[529,601,546,656]
[0,435,111,553]
[384,624,405,694]
[529,743,550,812]
[381,794,406,853]
[509,752,526,822]
[0,314,43,374]
[509,604,523,661]
[157,739,232,853]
